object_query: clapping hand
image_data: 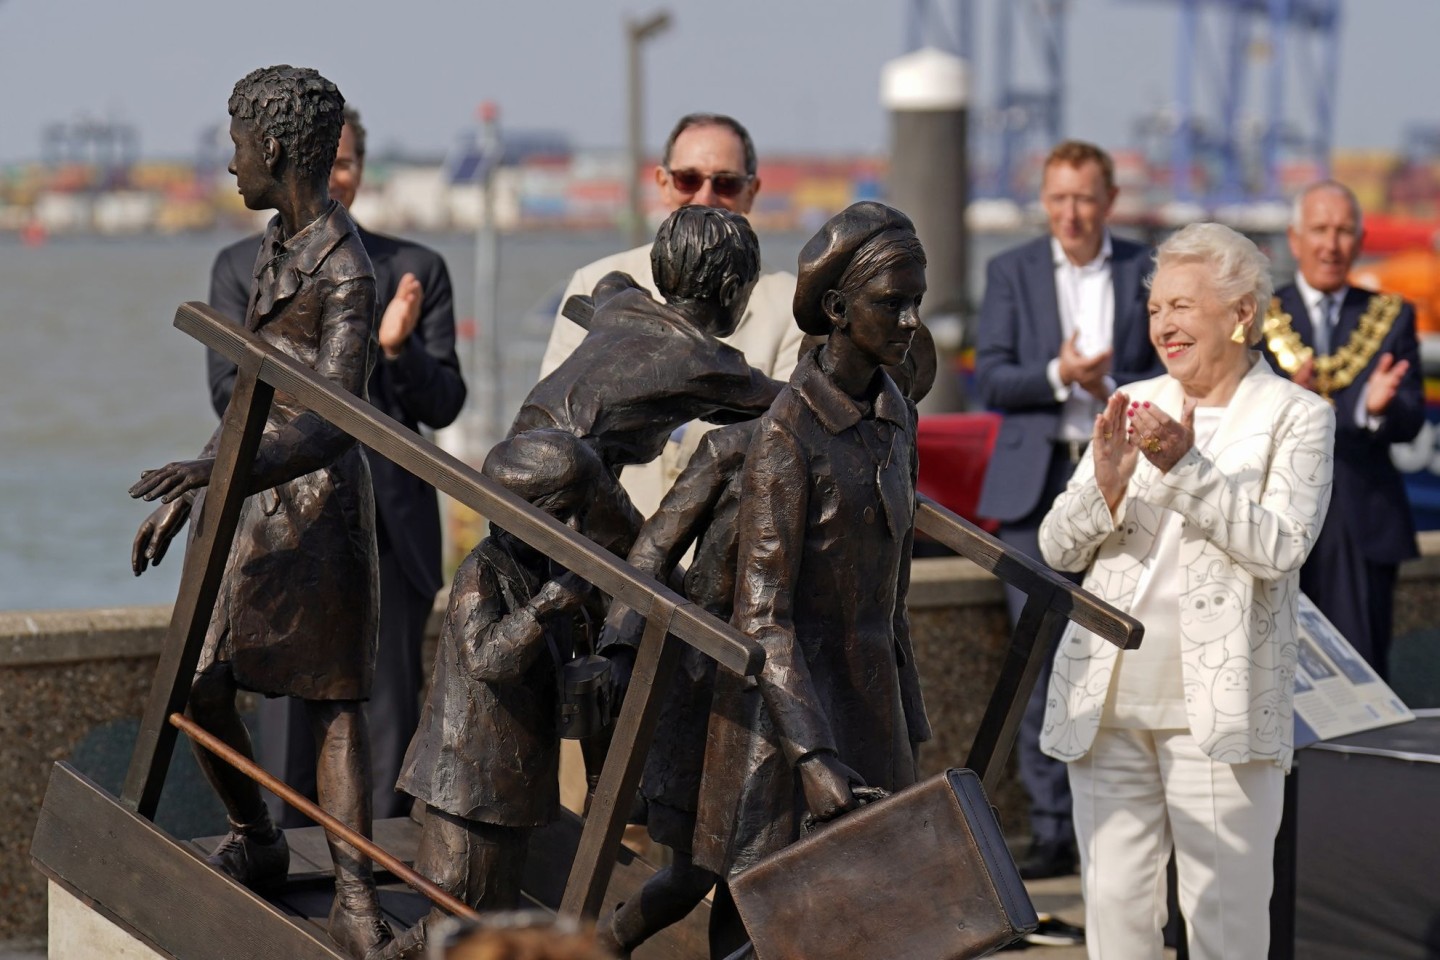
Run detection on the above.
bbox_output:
[1128,398,1196,474]
[1059,331,1113,402]
[1364,353,1409,417]
[1292,355,1316,392]
[1093,392,1138,513]
[378,272,424,359]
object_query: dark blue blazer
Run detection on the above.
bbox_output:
[974,235,1162,523]
[207,227,467,597]
[1264,283,1422,564]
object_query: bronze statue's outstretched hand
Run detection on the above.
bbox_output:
[798,752,865,822]
[132,498,191,575]
[129,459,216,503]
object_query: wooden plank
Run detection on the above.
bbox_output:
[561,597,681,919]
[173,301,764,679]
[31,763,345,960]
[121,361,274,819]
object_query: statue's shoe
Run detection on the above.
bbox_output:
[364,921,425,960]
[595,904,633,959]
[329,892,393,960]
[205,827,289,887]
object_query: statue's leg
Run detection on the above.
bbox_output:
[709,881,751,960]
[189,663,289,885]
[598,849,716,957]
[463,819,529,911]
[308,698,390,958]
[189,662,264,821]
[376,809,530,960]
[378,803,469,959]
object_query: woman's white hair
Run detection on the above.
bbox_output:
[1150,222,1272,346]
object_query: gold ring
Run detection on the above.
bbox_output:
[1143,436,1163,455]
[1102,429,1113,440]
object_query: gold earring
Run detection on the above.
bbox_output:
[1230,322,1247,344]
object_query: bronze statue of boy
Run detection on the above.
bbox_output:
[129,65,390,959]
[502,205,784,555]
[378,430,609,960]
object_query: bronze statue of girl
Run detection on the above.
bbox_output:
[692,202,934,911]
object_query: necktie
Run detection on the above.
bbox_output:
[1315,294,1338,356]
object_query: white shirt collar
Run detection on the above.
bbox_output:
[1051,232,1113,272]
[1294,271,1347,314]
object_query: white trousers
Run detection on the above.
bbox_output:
[1068,727,1285,960]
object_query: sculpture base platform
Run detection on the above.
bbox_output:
[50,882,165,960]
[32,763,706,959]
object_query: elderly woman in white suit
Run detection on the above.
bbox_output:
[1037,222,1335,960]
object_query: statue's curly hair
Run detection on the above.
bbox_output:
[228,65,345,183]
[651,205,760,305]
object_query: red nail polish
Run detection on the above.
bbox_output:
[1143,402,1150,408]
[1127,409,1134,417]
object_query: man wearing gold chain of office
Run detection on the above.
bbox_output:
[1261,180,1423,679]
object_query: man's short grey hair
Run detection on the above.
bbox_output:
[1151,222,1273,346]
[1291,179,1364,234]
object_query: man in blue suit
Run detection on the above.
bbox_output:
[207,107,467,822]
[975,140,1162,881]
[1264,180,1422,679]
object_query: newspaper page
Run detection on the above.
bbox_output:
[1292,594,1414,749]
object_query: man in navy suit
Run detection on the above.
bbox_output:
[1264,180,1422,679]
[207,107,467,822]
[975,140,1162,881]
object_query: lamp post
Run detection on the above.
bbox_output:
[626,10,672,247]
[473,100,503,449]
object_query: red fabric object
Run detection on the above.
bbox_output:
[916,413,1002,534]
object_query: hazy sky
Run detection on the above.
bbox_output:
[1,0,1436,165]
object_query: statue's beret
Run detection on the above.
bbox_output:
[792,202,917,336]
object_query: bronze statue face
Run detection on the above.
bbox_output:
[227,116,273,211]
[841,260,925,368]
[711,274,759,339]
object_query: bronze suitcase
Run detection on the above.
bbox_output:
[730,768,1037,959]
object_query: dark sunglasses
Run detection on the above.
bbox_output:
[666,168,754,198]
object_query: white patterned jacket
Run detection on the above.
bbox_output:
[1038,359,1335,772]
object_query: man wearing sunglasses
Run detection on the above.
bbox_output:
[537,112,806,521]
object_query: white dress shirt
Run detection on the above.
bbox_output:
[1046,233,1116,441]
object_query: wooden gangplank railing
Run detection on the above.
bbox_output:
[105,300,1140,931]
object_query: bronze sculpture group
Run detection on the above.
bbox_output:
[131,65,936,960]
